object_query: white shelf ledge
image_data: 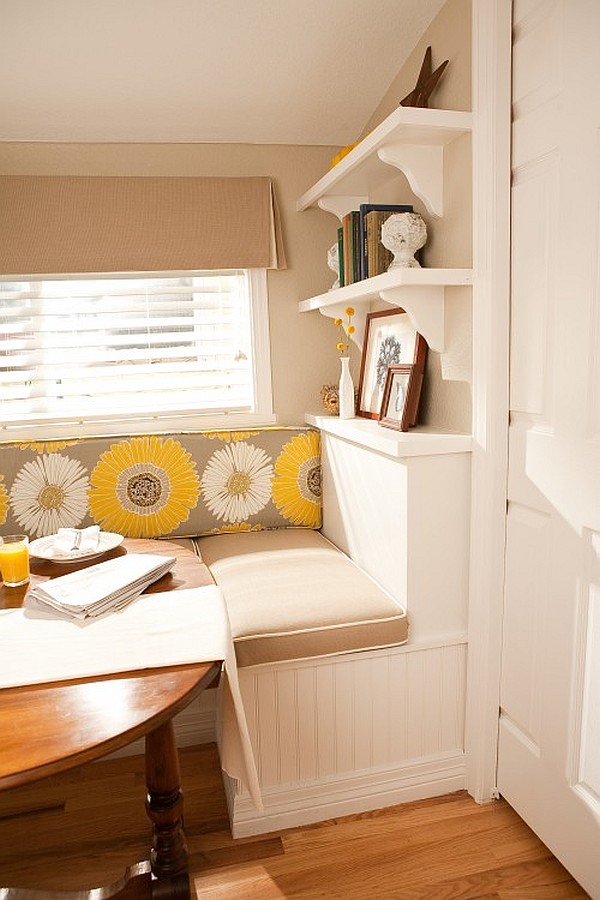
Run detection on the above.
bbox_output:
[298,267,473,352]
[306,413,472,459]
[297,106,472,219]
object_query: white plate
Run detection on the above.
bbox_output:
[29,532,125,562]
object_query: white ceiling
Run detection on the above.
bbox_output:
[0,0,446,145]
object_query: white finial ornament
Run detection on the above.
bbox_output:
[327,242,340,290]
[381,212,427,269]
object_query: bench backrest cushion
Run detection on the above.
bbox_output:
[0,427,321,539]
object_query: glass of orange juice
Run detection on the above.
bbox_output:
[0,534,30,587]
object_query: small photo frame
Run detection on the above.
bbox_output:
[356,309,428,419]
[379,365,424,432]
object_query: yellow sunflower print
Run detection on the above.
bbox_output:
[272,431,322,528]
[209,522,265,535]
[89,436,200,538]
[205,430,260,443]
[18,440,79,453]
[0,474,8,525]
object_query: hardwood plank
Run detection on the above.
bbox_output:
[499,883,589,899]
[0,743,589,899]
[188,836,284,870]
[382,859,584,899]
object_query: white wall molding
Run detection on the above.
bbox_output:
[227,751,466,838]
[465,0,512,801]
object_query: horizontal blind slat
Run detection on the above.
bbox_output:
[0,272,256,422]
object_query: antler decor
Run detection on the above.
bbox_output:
[400,46,449,108]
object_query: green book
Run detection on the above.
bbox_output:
[359,203,413,278]
[337,226,344,288]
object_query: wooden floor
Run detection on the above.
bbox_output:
[0,743,589,899]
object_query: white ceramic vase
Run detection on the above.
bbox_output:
[338,356,355,419]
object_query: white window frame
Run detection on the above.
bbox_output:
[0,268,275,440]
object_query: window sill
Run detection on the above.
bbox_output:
[0,412,278,443]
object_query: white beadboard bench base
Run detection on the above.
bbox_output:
[225,750,466,838]
[108,637,467,836]
[220,637,467,837]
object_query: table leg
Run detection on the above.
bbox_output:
[0,719,193,899]
[144,720,191,899]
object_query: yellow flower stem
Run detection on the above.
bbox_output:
[335,307,355,357]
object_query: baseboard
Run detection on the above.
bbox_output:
[106,689,217,759]
[225,751,466,838]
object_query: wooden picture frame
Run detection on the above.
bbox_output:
[378,364,424,432]
[356,309,428,419]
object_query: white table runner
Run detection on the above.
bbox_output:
[0,585,262,810]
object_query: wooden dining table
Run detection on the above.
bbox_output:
[0,538,219,899]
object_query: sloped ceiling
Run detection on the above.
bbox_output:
[0,0,446,145]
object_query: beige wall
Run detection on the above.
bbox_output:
[363,0,473,432]
[0,142,341,427]
[0,0,471,432]
[364,0,471,131]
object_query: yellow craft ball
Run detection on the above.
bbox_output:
[334,318,342,326]
[330,141,359,169]
[345,307,355,317]
[347,325,356,334]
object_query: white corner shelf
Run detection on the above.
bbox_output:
[297,106,472,219]
[298,267,473,352]
[305,413,472,459]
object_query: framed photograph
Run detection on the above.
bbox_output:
[378,365,424,432]
[356,309,428,419]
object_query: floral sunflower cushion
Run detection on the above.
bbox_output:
[0,427,322,540]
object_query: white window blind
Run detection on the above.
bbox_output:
[0,270,273,436]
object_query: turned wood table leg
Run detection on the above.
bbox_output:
[145,720,191,899]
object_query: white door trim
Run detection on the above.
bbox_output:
[465,0,512,802]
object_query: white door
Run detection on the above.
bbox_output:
[497,1,600,895]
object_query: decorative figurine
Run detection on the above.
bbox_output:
[327,241,340,290]
[380,212,427,269]
[320,383,339,415]
[400,46,449,109]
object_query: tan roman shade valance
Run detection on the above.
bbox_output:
[0,175,286,275]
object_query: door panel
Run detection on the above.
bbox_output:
[501,503,549,742]
[498,1,600,895]
[580,531,600,799]
[510,158,556,417]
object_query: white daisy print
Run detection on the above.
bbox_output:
[9,454,90,537]
[201,442,273,523]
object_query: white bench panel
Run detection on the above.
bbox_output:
[225,639,467,835]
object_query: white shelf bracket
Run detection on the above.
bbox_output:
[377,143,444,218]
[380,284,445,352]
[317,195,368,221]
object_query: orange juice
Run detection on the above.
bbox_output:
[0,535,30,587]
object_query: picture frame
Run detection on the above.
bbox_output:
[378,364,424,432]
[356,309,428,419]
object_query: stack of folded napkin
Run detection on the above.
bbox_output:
[25,553,176,620]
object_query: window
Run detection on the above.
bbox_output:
[0,270,273,438]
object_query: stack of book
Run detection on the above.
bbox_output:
[25,553,176,620]
[337,203,413,286]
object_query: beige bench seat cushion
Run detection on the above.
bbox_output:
[195,530,408,667]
